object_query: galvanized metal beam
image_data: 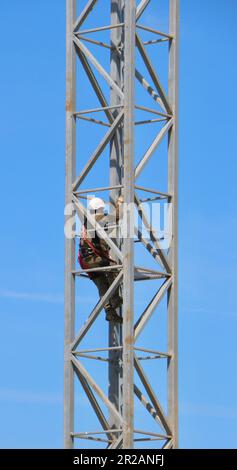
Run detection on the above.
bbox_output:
[73,435,111,443]
[73,0,98,32]
[134,429,171,439]
[167,0,179,450]
[136,33,172,114]
[73,36,124,100]
[64,0,76,450]
[76,115,111,127]
[162,438,173,449]
[108,0,124,435]
[136,23,173,39]
[122,0,136,449]
[73,264,122,275]
[134,277,172,341]
[135,104,171,118]
[135,68,166,110]
[135,184,172,198]
[135,117,167,126]
[136,0,151,21]
[135,346,171,358]
[143,38,170,46]
[77,35,114,50]
[135,118,173,179]
[135,227,166,267]
[134,192,171,273]
[75,23,124,35]
[134,383,164,427]
[108,434,123,449]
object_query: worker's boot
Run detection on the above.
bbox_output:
[105,308,123,324]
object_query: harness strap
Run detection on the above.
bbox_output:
[81,226,116,264]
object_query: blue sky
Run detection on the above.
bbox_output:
[0,0,237,449]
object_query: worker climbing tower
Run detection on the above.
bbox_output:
[65,0,179,449]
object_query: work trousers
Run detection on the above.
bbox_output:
[92,271,122,314]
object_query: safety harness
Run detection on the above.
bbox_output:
[79,225,116,266]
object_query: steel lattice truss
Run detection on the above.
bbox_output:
[65,0,179,449]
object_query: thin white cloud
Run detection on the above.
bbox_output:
[0,388,88,407]
[0,289,64,304]
[0,388,62,405]
[182,306,237,318]
[180,402,237,420]
[0,289,97,305]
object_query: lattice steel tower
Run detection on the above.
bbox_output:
[65,0,179,449]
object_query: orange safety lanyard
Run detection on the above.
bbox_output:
[81,226,116,264]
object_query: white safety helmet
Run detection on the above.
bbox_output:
[88,197,105,211]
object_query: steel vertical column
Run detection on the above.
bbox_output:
[64,0,76,449]
[122,0,136,449]
[167,0,179,449]
[108,0,124,430]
